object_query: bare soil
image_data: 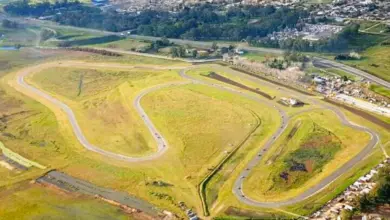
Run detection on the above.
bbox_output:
[204,71,274,100]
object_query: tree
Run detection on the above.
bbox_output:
[40,29,56,41]
[178,46,186,57]
[161,37,170,46]
[211,42,218,51]
[171,47,179,57]
[191,49,197,58]
[359,194,376,212]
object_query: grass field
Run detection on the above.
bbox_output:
[0,182,130,220]
[243,109,370,202]
[7,58,280,217]
[0,141,46,169]
[342,45,390,82]
[0,27,38,47]
[90,38,151,51]
[29,66,182,157]
[242,52,279,62]
[1,48,389,219]
[141,84,264,178]
[369,84,390,98]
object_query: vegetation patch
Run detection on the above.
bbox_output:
[141,84,259,177]
[369,84,390,99]
[341,45,390,82]
[276,122,341,188]
[57,35,123,47]
[243,110,370,201]
[29,66,182,156]
[267,121,301,165]
[0,141,46,169]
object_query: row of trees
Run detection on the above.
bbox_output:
[135,4,308,40]
[358,165,390,213]
[4,0,80,17]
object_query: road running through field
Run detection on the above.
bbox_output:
[13,62,380,209]
[15,62,189,162]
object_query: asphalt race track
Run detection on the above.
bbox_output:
[13,61,380,209]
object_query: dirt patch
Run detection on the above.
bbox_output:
[36,170,166,219]
[204,71,274,100]
[324,98,390,130]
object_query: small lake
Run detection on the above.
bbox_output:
[0,46,19,51]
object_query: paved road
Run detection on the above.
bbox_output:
[15,62,187,162]
[127,35,390,89]
[14,61,380,209]
[223,67,380,208]
[312,57,390,89]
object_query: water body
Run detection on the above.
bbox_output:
[0,46,19,51]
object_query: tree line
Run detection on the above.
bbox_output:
[4,0,309,41]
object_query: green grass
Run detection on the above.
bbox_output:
[29,66,182,157]
[141,84,260,177]
[369,84,390,98]
[2,48,388,218]
[347,33,389,50]
[243,109,370,202]
[273,122,341,189]
[0,182,130,220]
[354,20,381,31]
[8,59,279,217]
[242,52,279,62]
[90,38,151,51]
[0,141,46,169]
[0,27,38,47]
[341,45,390,82]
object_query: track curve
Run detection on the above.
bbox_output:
[16,63,188,162]
[13,62,380,209]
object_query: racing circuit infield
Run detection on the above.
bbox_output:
[10,61,380,212]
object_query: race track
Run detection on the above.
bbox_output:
[12,61,380,209]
